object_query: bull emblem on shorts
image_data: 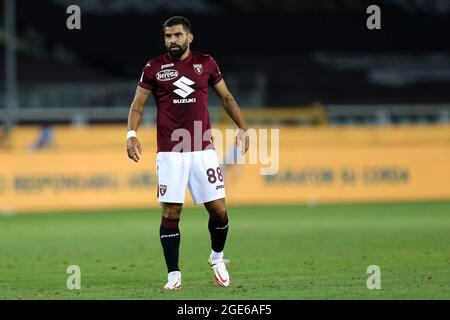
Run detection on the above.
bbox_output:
[193,64,203,75]
[159,184,167,196]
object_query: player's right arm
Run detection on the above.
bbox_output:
[127,86,151,162]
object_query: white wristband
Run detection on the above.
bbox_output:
[127,130,137,140]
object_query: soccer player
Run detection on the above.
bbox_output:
[126,16,249,290]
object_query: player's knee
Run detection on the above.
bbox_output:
[163,210,181,220]
[162,203,182,220]
[210,209,228,222]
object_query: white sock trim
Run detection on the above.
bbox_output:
[168,271,181,278]
[210,250,224,263]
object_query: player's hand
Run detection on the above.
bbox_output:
[236,128,249,155]
[127,137,142,162]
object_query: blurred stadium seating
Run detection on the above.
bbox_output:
[1,0,450,125]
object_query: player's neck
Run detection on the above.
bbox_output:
[176,48,191,62]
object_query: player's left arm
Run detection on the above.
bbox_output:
[212,79,249,154]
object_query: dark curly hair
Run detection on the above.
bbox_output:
[162,16,192,33]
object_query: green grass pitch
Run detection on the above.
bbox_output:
[0,201,449,299]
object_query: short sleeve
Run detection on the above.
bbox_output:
[138,62,155,91]
[208,57,223,86]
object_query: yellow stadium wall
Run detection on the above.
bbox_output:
[1,124,450,213]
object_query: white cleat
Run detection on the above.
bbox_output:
[163,271,182,291]
[208,257,231,287]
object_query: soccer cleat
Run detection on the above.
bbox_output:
[208,257,231,287]
[163,271,181,290]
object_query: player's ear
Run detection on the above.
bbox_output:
[188,33,194,44]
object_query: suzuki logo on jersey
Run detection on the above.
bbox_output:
[173,76,195,103]
[173,98,196,104]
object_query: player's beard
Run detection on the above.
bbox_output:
[167,42,188,59]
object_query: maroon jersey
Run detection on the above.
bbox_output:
[138,50,223,152]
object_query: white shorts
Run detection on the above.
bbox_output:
[156,149,226,205]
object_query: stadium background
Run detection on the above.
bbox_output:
[0,0,449,299]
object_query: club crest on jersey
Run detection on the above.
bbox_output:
[159,184,167,196]
[193,64,203,75]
